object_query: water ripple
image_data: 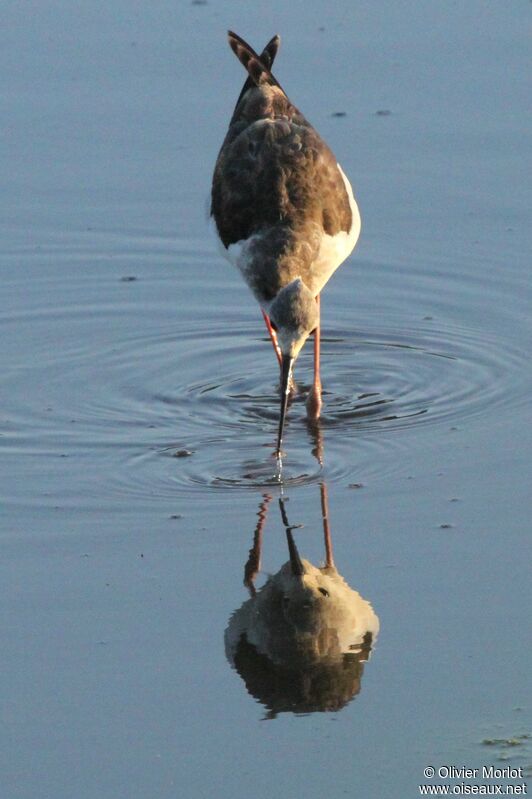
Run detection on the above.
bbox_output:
[1,238,530,500]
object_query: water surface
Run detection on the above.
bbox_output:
[1,2,531,798]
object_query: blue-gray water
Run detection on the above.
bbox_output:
[1,2,531,798]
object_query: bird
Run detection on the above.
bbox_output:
[225,486,379,715]
[211,31,361,457]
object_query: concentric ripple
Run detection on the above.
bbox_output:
[1,234,530,502]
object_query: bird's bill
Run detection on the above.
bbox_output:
[286,528,304,576]
[276,355,294,456]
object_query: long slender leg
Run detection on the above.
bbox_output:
[261,309,282,366]
[262,310,297,396]
[320,482,335,570]
[306,294,322,419]
[244,494,272,597]
[308,418,324,466]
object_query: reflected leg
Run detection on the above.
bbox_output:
[320,482,335,570]
[244,494,272,597]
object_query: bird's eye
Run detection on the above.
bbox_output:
[270,320,278,332]
[318,588,329,597]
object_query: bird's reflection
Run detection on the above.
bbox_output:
[225,483,379,718]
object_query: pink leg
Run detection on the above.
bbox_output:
[320,482,335,570]
[306,295,322,420]
[244,494,272,597]
[262,310,299,398]
[261,310,282,366]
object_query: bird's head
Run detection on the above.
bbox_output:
[268,279,318,360]
[268,279,318,456]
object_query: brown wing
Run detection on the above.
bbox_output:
[212,92,352,248]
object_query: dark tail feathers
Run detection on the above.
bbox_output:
[228,31,284,93]
[258,33,280,70]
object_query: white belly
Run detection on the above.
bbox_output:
[309,164,361,295]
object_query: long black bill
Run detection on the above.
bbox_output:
[286,528,304,576]
[276,355,294,457]
[279,496,304,576]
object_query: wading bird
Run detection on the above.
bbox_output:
[211,32,360,456]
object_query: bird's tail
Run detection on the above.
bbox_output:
[232,33,280,111]
[228,31,285,94]
[258,33,280,71]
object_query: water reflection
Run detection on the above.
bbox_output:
[225,484,379,717]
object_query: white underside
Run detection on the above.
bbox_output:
[212,163,361,307]
[311,164,361,294]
